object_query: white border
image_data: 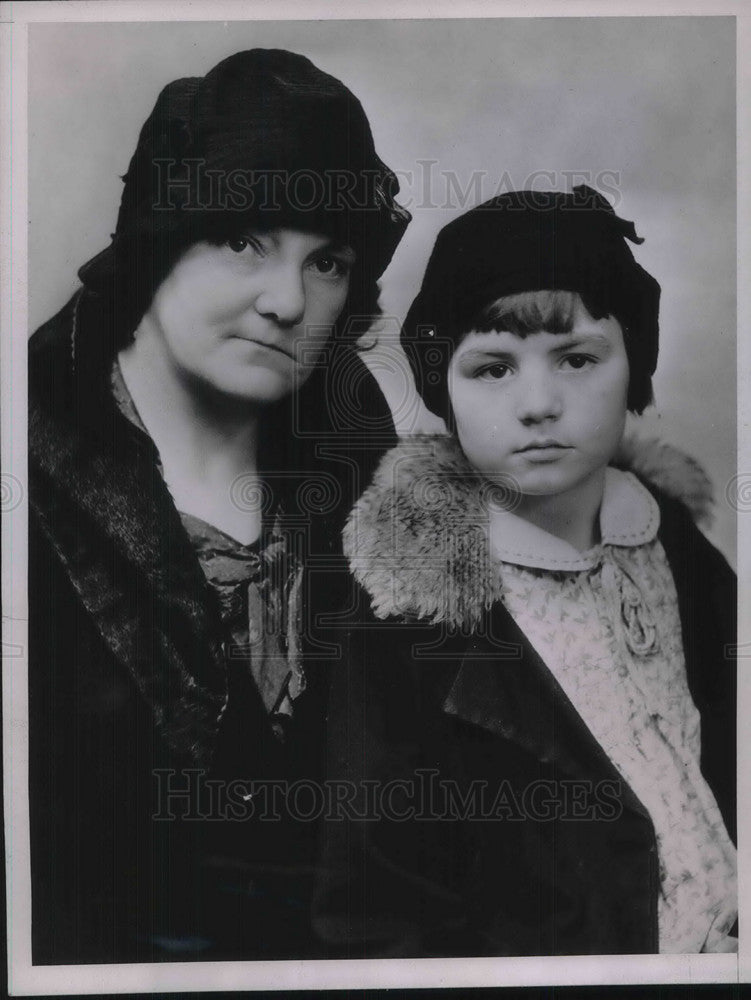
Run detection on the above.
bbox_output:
[736,5,751,990]
[2,4,31,997]
[5,954,743,996]
[3,0,748,993]
[4,0,749,21]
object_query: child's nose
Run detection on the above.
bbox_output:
[254,263,306,327]
[515,371,562,424]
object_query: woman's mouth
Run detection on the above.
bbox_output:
[231,335,294,360]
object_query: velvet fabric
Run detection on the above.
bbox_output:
[314,436,736,957]
[401,185,660,420]
[78,49,411,345]
[28,289,397,963]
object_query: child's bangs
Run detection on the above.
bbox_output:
[473,289,581,336]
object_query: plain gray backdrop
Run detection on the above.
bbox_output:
[28,16,736,561]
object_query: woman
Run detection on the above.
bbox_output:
[28,48,409,964]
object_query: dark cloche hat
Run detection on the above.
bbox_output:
[402,185,660,418]
[79,49,411,297]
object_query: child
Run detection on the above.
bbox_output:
[28,49,409,963]
[315,186,737,957]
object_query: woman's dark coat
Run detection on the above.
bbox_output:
[314,436,737,957]
[28,289,397,964]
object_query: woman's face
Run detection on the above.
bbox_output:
[140,227,355,404]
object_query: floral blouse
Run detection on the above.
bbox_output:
[488,467,737,954]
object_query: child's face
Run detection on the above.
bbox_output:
[140,227,354,404]
[448,296,629,503]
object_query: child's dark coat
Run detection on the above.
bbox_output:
[315,435,736,956]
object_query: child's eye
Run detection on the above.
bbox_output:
[309,254,350,279]
[560,353,597,371]
[476,362,511,381]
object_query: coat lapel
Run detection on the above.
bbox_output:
[29,320,229,763]
[346,431,716,822]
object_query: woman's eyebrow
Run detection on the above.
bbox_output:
[324,240,357,259]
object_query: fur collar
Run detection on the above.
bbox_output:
[343,433,714,629]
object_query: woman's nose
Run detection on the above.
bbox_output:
[254,263,307,327]
[514,369,562,424]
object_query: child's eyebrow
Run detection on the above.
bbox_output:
[550,335,613,352]
[455,347,517,362]
[456,334,614,364]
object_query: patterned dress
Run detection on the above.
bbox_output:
[488,468,737,953]
[110,360,305,736]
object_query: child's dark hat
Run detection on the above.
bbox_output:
[402,185,660,418]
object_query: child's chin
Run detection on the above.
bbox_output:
[515,468,579,497]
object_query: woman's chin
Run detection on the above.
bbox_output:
[202,369,297,406]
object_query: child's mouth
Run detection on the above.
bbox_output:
[516,441,568,453]
[516,442,571,461]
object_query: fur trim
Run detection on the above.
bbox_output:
[613,435,714,527]
[344,435,501,628]
[344,432,714,628]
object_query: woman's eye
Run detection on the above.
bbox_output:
[477,363,511,381]
[561,354,596,371]
[226,235,262,254]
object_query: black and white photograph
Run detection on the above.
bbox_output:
[2,1,748,993]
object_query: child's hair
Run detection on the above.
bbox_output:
[470,286,653,412]
[401,186,660,421]
[76,49,411,353]
[475,288,591,336]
